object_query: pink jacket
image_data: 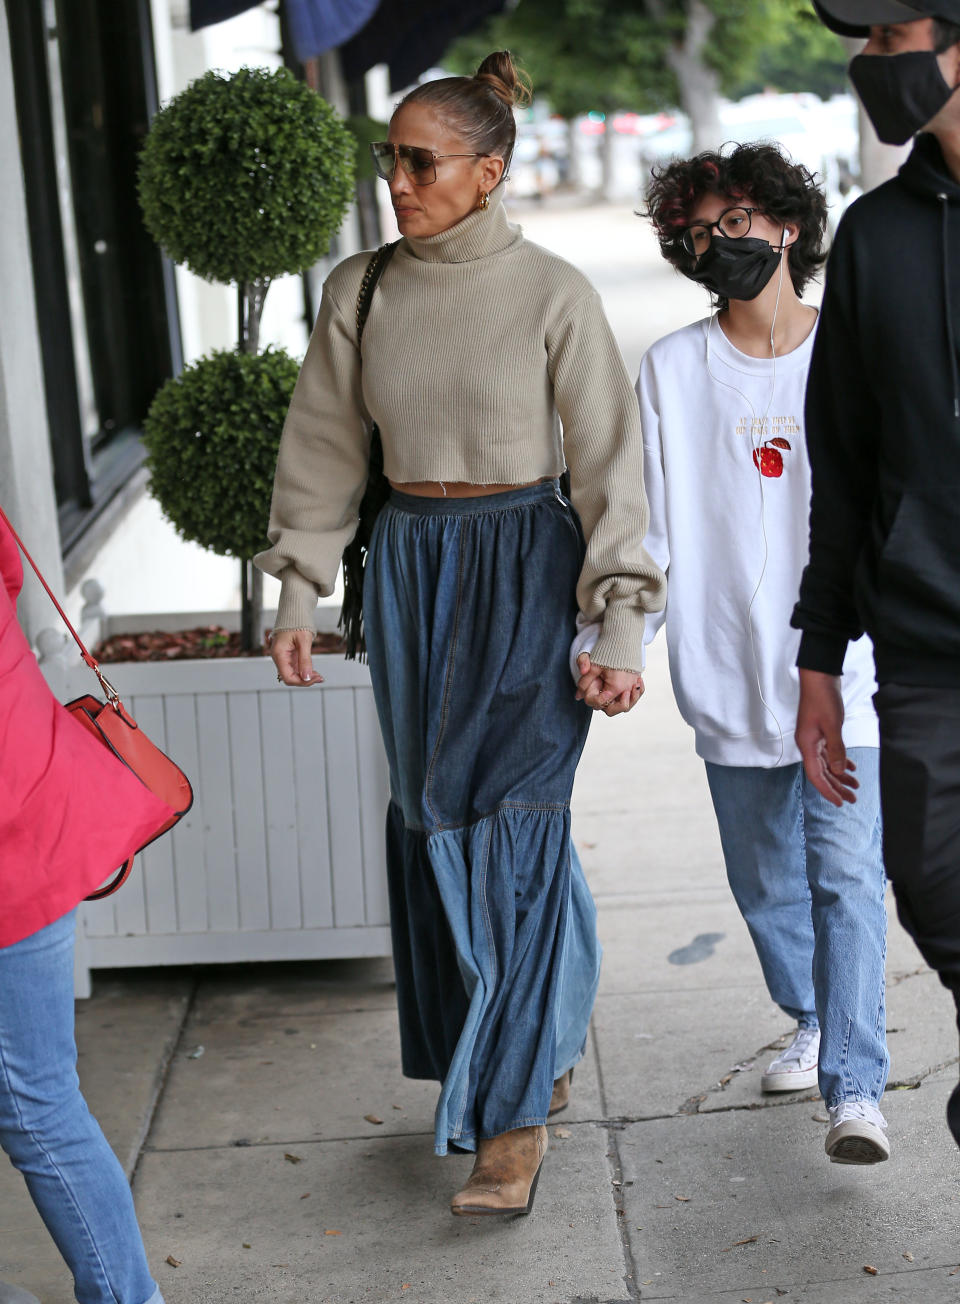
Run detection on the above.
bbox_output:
[0,516,172,947]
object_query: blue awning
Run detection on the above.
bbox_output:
[342,0,509,90]
[285,0,381,61]
[189,0,508,87]
[190,0,381,57]
[190,0,261,28]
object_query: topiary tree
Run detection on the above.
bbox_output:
[138,67,357,648]
[143,347,301,561]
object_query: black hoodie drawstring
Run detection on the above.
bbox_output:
[938,193,960,420]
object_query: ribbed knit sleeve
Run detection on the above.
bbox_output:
[549,291,667,672]
[254,274,371,632]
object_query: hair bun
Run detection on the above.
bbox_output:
[475,50,532,108]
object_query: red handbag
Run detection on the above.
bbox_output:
[0,507,193,899]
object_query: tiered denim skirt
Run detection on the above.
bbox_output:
[364,480,602,1155]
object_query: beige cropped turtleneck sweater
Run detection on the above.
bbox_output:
[255,187,665,672]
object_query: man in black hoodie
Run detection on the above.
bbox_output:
[793,0,960,1150]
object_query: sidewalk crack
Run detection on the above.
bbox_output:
[129,973,199,1186]
[889,1053,960,1090]
[677,1030,808,1115]
[603,1124,641,1302]
[888,964,933,985]
[591,1024,641,1300]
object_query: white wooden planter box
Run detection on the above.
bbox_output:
[38,604,391,997]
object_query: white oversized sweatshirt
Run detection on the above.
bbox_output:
[635,315,878,768]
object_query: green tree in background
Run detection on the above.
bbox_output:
[450,0,672,119]
[447,0,671,190]
[447,0,847,154]
[730,0,848,98]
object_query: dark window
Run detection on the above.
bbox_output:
[7,0,181,552]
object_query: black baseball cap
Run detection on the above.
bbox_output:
[814,0,960,35]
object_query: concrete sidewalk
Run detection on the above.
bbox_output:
[2,636,959,1304]
[3,202,959,1303]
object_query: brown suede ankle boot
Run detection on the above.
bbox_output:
[548,1067,574,1116]
[450,1124,548,1217]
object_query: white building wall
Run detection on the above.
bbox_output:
[0,0,65,642]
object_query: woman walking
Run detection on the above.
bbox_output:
[257,52,664,1215]
[0,512,170,1304]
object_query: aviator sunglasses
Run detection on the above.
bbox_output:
[370,141,489,186]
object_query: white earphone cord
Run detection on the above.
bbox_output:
[704,239,788,764]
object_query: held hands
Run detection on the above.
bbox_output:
[576,653,644,716]
[272,629,324,687]
[795,668,858,807]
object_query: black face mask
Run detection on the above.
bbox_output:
[683,235,782,301]
[849,51,957,146]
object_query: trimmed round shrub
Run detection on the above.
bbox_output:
[143,347,300,559]
[138,66,356,284]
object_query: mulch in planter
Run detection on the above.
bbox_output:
[93,625,346,663]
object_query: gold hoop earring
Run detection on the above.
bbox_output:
[478,191,490,212]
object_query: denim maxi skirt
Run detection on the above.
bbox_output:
[363,480,602,1155]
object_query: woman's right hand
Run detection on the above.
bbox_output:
[272,629,323,686]
[576,654,643,715]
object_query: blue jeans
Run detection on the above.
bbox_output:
[0,910,162,1304]
[705,750,889,1109]
[365,482,601,1155]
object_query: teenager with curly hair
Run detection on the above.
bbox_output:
[604,143,889,1162]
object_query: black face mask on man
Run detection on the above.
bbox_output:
[849,50,958,145]
[683,235,783,301]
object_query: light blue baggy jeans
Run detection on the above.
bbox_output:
[0,909,163,1304]
[705,749,889,1109]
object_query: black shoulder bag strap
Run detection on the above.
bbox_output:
[339,240,399,661]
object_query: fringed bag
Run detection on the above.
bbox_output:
[338,241,399,661]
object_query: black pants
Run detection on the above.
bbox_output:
[875,682,960,1149]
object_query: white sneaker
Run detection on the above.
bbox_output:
[761,1027,820,1093]
[825,1100,890,1165]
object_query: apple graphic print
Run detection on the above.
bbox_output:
[752,436,791,477]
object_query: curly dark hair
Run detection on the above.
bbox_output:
[643,142,828,309]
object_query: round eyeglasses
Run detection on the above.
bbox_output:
[680,206,760,257]
[370,141,489,187]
